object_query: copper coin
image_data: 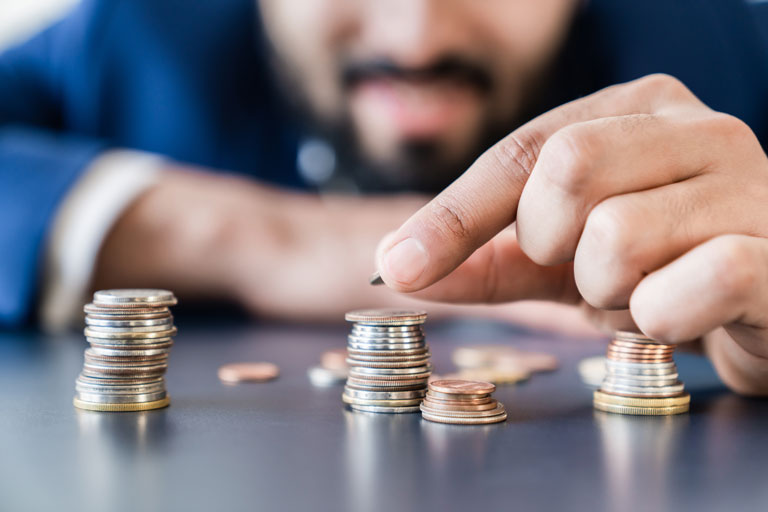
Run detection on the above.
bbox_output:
[218,362,280,384]
[424,393,493,405]
[610,340,674,350]
[429,379,495,395]
[427,390,491,401]
[321,349,348,370]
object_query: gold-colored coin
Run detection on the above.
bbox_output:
[429,379,495,395]
[73,396,170,412]
[593,390,690,407]
[593,401,689,416]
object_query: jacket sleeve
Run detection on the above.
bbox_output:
[0,1,109,327]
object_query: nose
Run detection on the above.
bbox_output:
[362,0,458,68]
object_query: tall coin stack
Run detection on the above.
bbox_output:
[74,289,178,412]
[593,331,690,415]
[342,309,431,413]
[420,379,507,425]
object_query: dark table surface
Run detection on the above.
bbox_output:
[1,318,767,512]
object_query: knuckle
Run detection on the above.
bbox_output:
[707,236,758,301]
[707,113,756,146]
[427,195,477,243]
[636,73,690,98]
[491,129,545,181]
[539,125,598,195]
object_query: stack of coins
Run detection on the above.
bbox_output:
[73,289,177,412]
[593,331,690,415]
[420,380,507,425]
[342,309,431,413]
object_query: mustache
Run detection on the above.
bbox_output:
[341,56,493,93]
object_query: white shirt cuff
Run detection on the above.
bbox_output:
[40,150,166,331]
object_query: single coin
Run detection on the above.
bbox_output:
[347,348,429,357]
[75,390,168,404]
[593,391,690,407]
[349,330,424,340]
[342,394,423,407]
[348,404,422,414]
[308,366,347,387]
[84,327,177,340]
[82,367,167,379]
[76,381,166,395]
[346,352,430,362]
[605,361,676,370]
[427,390,490,401]
[429,379,495,395]
[346,375,430,386]
[606,375,680,386]
[218,362,279,383]
[346,358,430,369]
[422,398,498,412]
[343,387,426,400]
[344,382,427,392]
[352,325,423,334]
[84,324,175,334]
[424,393,493,405]
[85,316,173,328]
[86,337,175,347]
[420,403,506,418]
[610,340,674,350]
[84,304,171,316]
[593,401,689,416]
[600,382,685,396]
[88,346,172,358]
[421,411,507,425]
[349,365,432,376]
[73,396,170,412]
[345,309,427,325]
[320,349,348,370]
[613,331,657,343]
[578,356,606,388]
[93,289,177,307]
[347,340,425,350]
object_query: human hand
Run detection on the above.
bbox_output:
[375,74,768,394]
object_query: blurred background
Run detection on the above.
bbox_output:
[0,0,78,50]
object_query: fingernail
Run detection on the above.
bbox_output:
[383,238,427,285]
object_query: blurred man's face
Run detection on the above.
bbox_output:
[259,0,578,190]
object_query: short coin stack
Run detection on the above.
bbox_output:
[420,380,507,425]
[342,309,431,413]
[74,289,178,412]
[593,331,689,415]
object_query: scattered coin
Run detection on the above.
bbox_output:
[578,355,607,388]
[308,366,348,387]
[73,289,177,412]
[451,345,559,381]
[218,362,280,384]
[593,332,689,415]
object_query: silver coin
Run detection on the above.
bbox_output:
[346,358,431,369]
[347,341,426,351]
[85,316,173,328]
[347,335,425,345]
[343,387,426,400]
[307,366,347,387]
[605,360,676,370]
[351,325,423,334]
[605,365,677,377]
[86,336,175,346]
[88,346,172,357]
[344,381,428,392]
[93,289,177,306]
[76,380,166,395]
[600,382,685,396]
[84,327,177,339]
[348,364,432,376]
[603,376,680,388]
[77,374,164,386]
[419,403,507,418]
[350,329,424,339]
[75,390,167,404]
[348,404,422,414]
[84,323,175,334]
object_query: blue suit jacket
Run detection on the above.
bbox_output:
[2,0,768,327]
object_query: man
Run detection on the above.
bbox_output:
[2,1,768,393]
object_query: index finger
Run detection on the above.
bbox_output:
[376,74,694,292]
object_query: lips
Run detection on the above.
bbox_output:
[349,77,482,139]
